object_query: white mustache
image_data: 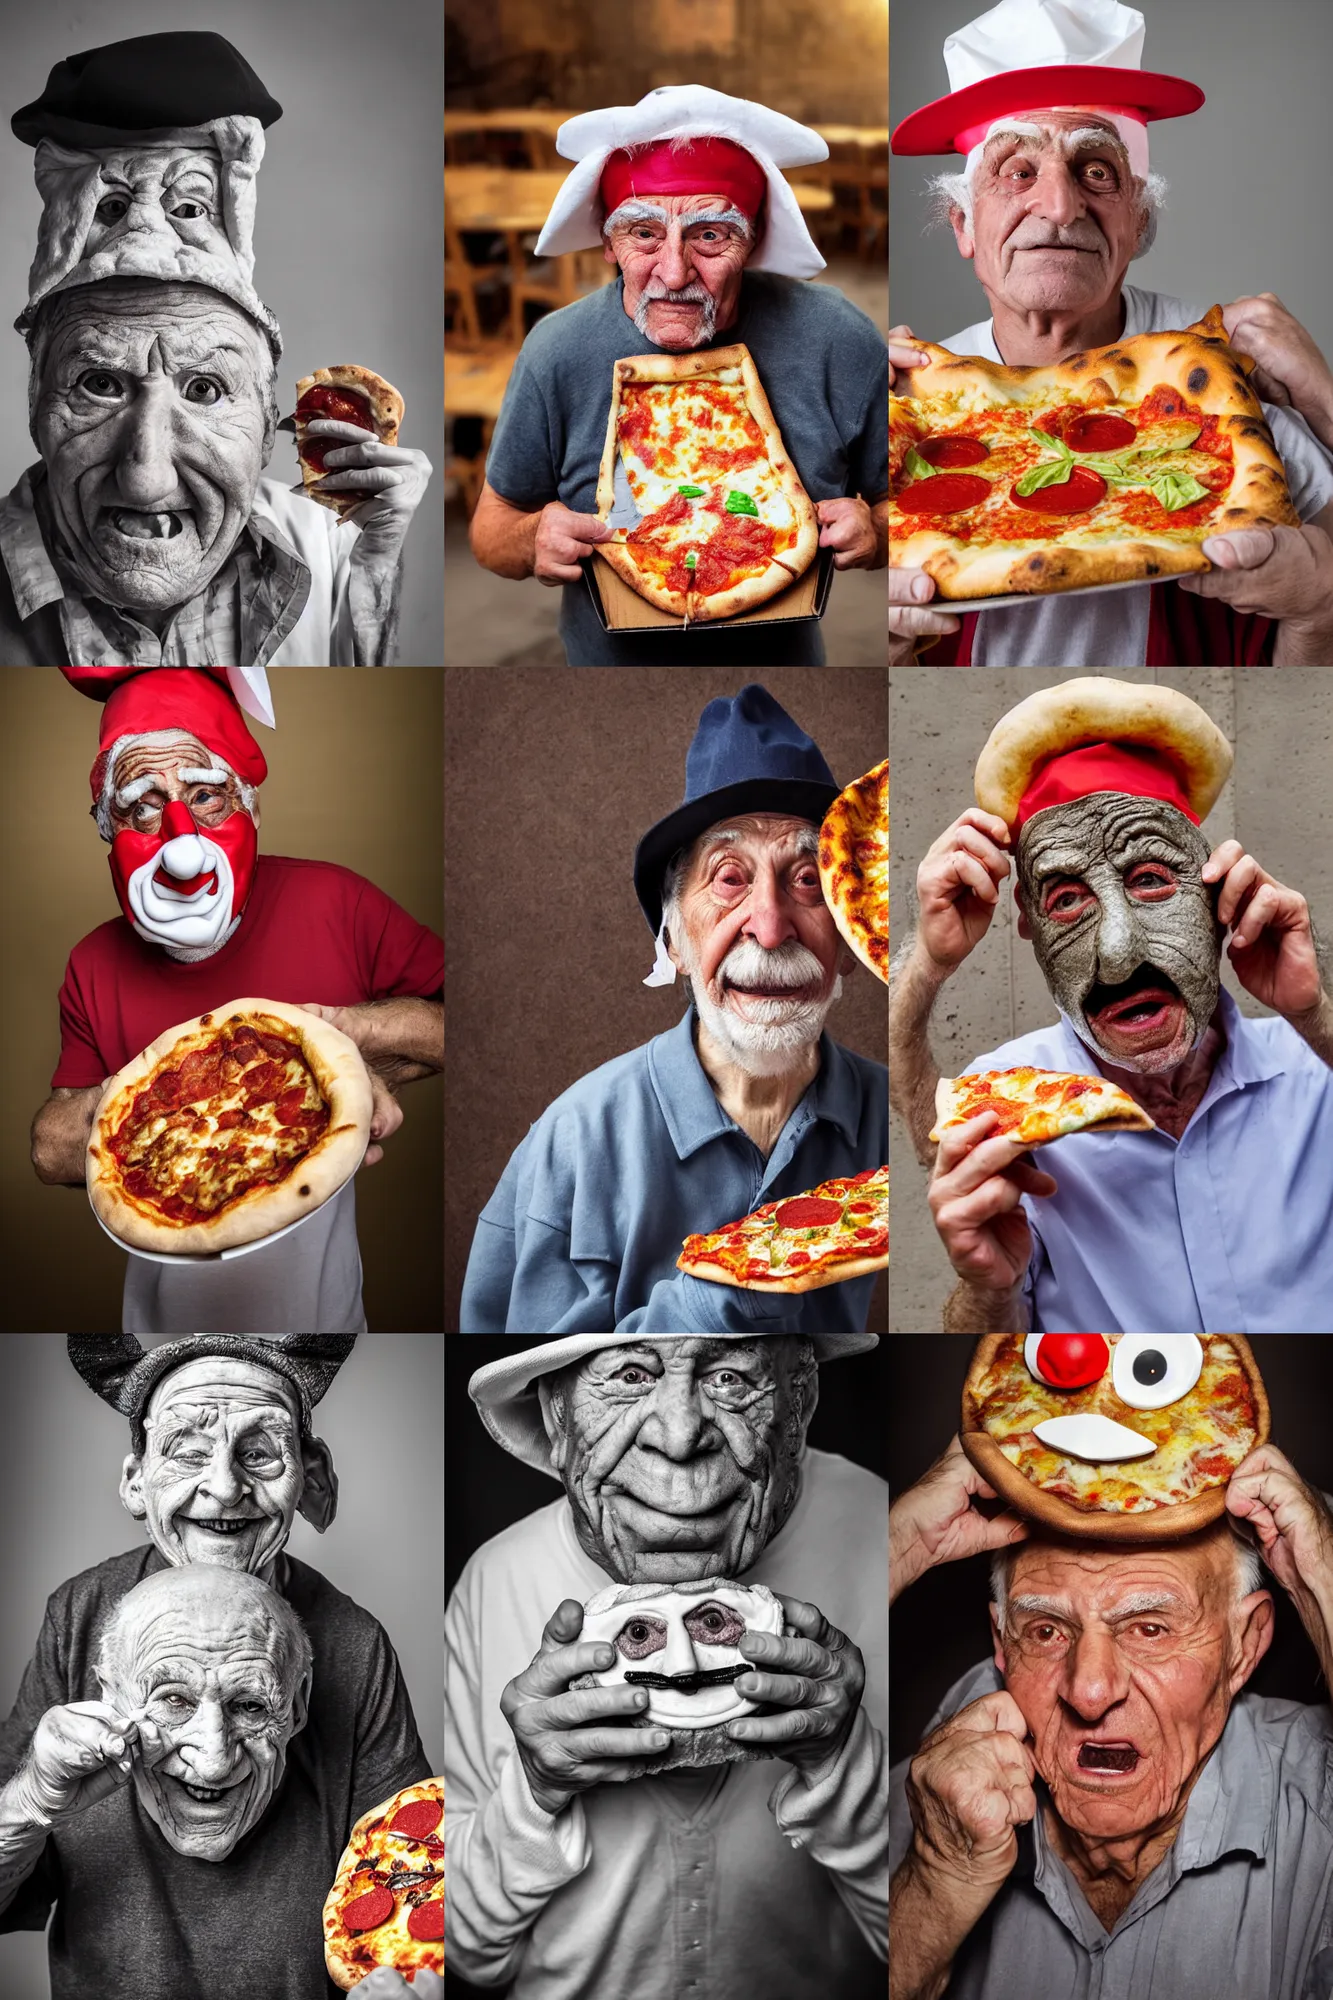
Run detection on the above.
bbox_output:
[720,940,826,991]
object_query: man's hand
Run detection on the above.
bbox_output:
[298,999,442,1162]
[891,1436,1029,1603]
[351,1971,442,1999]
[816,495,879,570]
[303,419,432,564]
[916,810,1013,975]
[1223,294,1333,450]
[1226,1443,1333,1684]
[928,1113,1056,1293]
[12,1701,160,1822]
[890,324,929,389]
[499,1601,674,1817]
[533,503,614,585]
[890,566,960,658]
[1202,840,1323,1017]
[727,1595,864,1780]
[906,1691,1037,1889]
[1177,521,1333,622]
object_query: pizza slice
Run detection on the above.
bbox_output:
[678,1165,888,1294]
[819,760,888,985]
[930,1068,1155,1147]
[323,1777,443,1990]
[294,365,405,519]
[596,344,819,623]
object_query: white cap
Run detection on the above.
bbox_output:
[944,0,1147,92]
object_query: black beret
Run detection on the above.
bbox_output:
[67,1335,355,1453]
[12,32,282,148]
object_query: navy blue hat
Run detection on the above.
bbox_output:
[633,684,839,935]
[12,32,282,148]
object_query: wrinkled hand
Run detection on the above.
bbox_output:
[891,1435,1029,1601]
[1226,1444,1333,1620]
[1223,294,1333,443]
[915,809,1012,974]
[302,419,432,563]
[533,502,613,585]
[729,1595,865,1780]
[1177,522,1333,621]
[16,1701,163,1821]
[352,1970,442,1998]
[890,563,960,656]
[906,1691,1037,1890]
[499,1600,673,1817]
[928,1113,1056,1295]
[889,323,930,390]
[1201,841,1323,1017]
[297,1002,403,1165]
[816,495,878,570]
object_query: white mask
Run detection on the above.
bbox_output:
[579,1578,783,1727]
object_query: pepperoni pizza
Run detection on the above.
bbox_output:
[930,1068,1155,1148]
[323,1778,444,1990]
[678,1165,888,1293]
[819,760,889,985]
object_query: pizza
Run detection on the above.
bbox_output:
[86,999,372,1256]
[323,1778,443,1990]
[294,365,405,519]
[930,1068,1155,1147]
[596,343,819,621]
[678,1165,888,1293]
[819,759,888,985]
[960,1333,1269,1539]
[890,307,1299,600]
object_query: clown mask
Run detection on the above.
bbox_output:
[579,1578,783,1728]
[105,732,258,955]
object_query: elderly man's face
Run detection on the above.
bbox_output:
[954,110,1145,318]
[539,1339,818,1583]
[604,191,753,349]
[121,1359,335,1583]
[668,813,848,1077]
[96,1567,308,1861]
[992,1532,1272,1843]
[33,281,272,615]
[1016,795,1221,1072]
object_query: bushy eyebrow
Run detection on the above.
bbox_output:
[1010,1589,1184,1621]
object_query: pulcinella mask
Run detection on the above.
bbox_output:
[579,1578,784,1728]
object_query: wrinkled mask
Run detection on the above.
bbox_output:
[1017,794,1221,1074]
[110,794,257,952]
[579,1578,783,1726]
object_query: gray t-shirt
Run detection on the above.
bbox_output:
[484,272,889,665]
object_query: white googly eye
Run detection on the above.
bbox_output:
[1111,1335,1203,1410]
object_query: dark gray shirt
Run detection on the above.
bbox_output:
[483,272,889,665]
[890,1660,1333,2000]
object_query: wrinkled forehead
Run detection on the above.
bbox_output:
[111,732,216,788]
[1007,1537,1220,1614]
[574,1338,781,1386]
[686,813,819,876]
[145,1357,300,1434]
[983,111,1128,160]
[1019,793,1207,877]
[41,289,266,377]
[93,144,221,192]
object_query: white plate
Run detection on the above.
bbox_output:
[88,1140,367,1265]
[933,572,1169,614]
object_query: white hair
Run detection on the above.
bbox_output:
[990,1523,1265,1629]
[926,118,1168,259]
[93,732,256,842]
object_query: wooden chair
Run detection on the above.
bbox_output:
[446,214,508,343]
[445,346,520,518]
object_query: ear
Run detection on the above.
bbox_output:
[990,1601,1009,1678]
[288,1667,312,1739]
[1014,883,1033,940]
[296,1434,338,1533]
[1229,1589,1275,1694]
[603,239,618,266]
[950,208,976,261]
[120,1451,148,1520]
[536,1379,565,1474]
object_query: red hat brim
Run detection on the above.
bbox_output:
[891,65,1204,156]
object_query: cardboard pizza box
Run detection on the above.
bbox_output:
[583,546,834,634]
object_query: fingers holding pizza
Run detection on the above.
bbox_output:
[533,501,615,586]
[816,495,879,570]
[927,1113,1057,1295]
[1221,293,1333,446]
[889,324,931,388]
[1176,520,1333,621]
[889,563,961,657]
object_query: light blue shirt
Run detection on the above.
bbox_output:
[459,1009,887,1333]
[967,990,1333,1333]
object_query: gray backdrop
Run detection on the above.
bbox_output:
[0,1331,443,2000]
[0,0,444,666]
[889,0,1333,360]
[888,668,1333,1332]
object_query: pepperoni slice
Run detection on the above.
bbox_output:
[343,1886,394,1932]
[895,473,990,515]
[917,435,990,468]
[296,384,373,431]
[390,1798,443,1840]
[1009,466,1107,514]
[407,1899,444,1942]
[775,1196,843,1229]
[1065,412,1137,454]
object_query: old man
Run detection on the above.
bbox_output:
[889,678,1333,1331]
[468,85,889,665]
[888,1435,1333,2000]
[889,0,1333,667]
[0,1334,434,2000]
[461,685,887,1332]
[446,1332,888,1996]
[1,30,430,665]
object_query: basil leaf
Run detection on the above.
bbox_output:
[1015,457,1077,496]
[1028,428,1071,458]
[676,484,705,498]
[685,551,698,570]
[1147,471,1211,511]
[725,491,759,517]
[903,446,936,482]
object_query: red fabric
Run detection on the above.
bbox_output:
[74,668,268,794]
[1016,741,1200,831]
[600,138,766,219]
[891,63,1204,155]
[1145,582,1276,665]
[917,614,978,665]
[51,855,444,1088]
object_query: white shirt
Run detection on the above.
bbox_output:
[249,478,361,666]
[943,285,1333,666]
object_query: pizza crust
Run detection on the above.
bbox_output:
[295,364,404,520]
[323,1777,443,1992]
[819,759,889,985]
[684,1248,888,1294]
[86,998,373,1257]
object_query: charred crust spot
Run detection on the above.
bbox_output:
[200,1013,214,1027]
[298,1184,311,1197]
[1024,554,1048,574]
[1145,561,1161,575]
[1238,423,1265,439]
[1067,355,1088,371]
[1187,366,1210,394]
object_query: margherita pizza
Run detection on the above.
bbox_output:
[960,1333,1269,1539]
[87,999,372,1256]
[890,308,1298,600]
[930,1068,1155,1147]
[294,365,404,519]
[678,1165,888,1293]
[323,1778,443,1991]
[596,344,819,621]
[819,760,888,984]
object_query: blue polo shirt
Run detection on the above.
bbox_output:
[966,989,1333,1332]
[459,1009,887,1333]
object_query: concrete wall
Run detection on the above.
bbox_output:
[888,668,1333,1332]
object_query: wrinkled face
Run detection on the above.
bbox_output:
[81,145,236,269]
[541,1339,818,1583]
[581,1581,784,1726]
[105,730,258,951]
[1017,795,1220,1073]
[604,191,753,350]
[98,1570,307,1861]
[668,814,847,1078]
[124,1360,305,1582]
[33,281,272,614]
[993,1533,1271,1843]
[956,110,1145,315]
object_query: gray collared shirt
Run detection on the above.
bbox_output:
[890,1660,1333,2000]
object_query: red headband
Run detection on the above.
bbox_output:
[1015,741,1199,831]
[601,137,766,221]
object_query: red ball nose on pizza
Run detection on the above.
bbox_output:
[961,1335,1269,1540]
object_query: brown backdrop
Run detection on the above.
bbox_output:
[0,668,443,1333]
[444,667,888,1332]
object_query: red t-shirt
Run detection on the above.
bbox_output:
[52,854,444,1088]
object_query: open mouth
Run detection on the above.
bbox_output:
[1085,966,1184,1037]
[1077,1740,1140,1774]
[106,508,186,541]
[175,1780,239,1804]
[182,1517,257,1537]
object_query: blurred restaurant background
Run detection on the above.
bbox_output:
[445,0,889,664]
